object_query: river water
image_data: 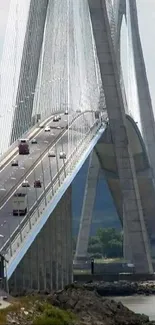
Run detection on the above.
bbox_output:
[113,295,155,321]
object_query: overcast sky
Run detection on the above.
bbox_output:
[0,1,10,55]
[0,0,155,109]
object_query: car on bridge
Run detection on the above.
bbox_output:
[22,180,30,188]
[53,116,59,122]
[31,138,37,144]
[34,180,42,188]
[48,151,56,158]
[59,151,66,159]
[11,160,18,167]
[44,126,51,132]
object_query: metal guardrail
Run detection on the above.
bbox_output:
[0,110,94,207]
[0,125,65,207]
[5,124,100,262]
[0,114,59,171]
[1,111,101,255]
[3,114,104,263]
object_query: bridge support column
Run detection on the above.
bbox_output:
[74,150,100,262]
[88,0,153,273]
[127,1,155,181]
[9,186,73,294]
[123,205,132,262]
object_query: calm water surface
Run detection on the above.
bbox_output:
[113,295,155,321]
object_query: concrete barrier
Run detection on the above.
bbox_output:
[74,273,155,282]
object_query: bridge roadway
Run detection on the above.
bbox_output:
[0,112,81,250]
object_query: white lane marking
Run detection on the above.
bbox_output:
[0,115,58,174]
[0,131,65,211]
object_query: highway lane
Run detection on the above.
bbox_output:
[0,112,87,249]
[0,111,95,250]
[0,114,68,247]
[0,129,81,249]
[0,114,68,204]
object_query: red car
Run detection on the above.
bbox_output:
[34,180,42,188]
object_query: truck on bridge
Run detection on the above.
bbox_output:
[12,193,28,216]
[18,139,30,154]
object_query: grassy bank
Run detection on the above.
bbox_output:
[0,296,75,325]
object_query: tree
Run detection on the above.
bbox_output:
[87,228,123,258]
[88,236,99,246]
[97,228,122,245]
[88,242,102,254]
[106,239,123,258]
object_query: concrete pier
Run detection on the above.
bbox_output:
[74,150,100,262]
[88,0,153,273]
[9,186,73,293]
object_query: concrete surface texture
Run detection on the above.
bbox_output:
[87,0,153,273]
[8,186,72,293]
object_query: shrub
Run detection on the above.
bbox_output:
[33,304,75,325]
[33,316,62,325]
[90,253,103,259]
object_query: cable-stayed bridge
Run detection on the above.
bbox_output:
[0,0,155,292]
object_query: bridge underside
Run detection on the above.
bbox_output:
[95,115,155,258]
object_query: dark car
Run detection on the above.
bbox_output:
[34,180,42,188]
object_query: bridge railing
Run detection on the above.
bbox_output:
[2,111,105,264]
[0,110,97,208]
[0,114,57,170]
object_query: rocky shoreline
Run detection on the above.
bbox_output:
[46,284,155,325]
[84,280,155,296]
[2,284,155,324]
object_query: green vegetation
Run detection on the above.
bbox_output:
[33,303,75,325]
[0,297,75,325]
[34,303,75,325]
[74,227,123,259]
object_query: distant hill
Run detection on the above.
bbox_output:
[72,157,121,236]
